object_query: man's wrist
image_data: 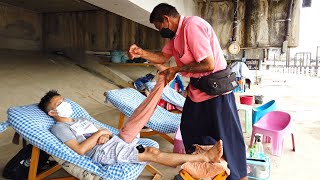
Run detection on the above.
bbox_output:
[140,49,146,58]
[173,66,181,73]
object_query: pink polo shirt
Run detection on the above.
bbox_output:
[162,16,227,102]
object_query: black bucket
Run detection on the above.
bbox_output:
[254,95,264,104]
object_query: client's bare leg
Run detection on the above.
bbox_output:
[138,140,223,167]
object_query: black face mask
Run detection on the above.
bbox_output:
[159,20,175,39]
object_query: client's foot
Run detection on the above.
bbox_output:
[205,140,223,163]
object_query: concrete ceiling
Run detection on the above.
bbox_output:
[0,0,155,29]
[0,0,197,30]
[82,0,197,30]
[0,0,98,13]
[83,0,155,29]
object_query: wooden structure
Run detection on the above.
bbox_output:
[28,145,162,180]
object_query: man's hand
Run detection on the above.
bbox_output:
[97,129,112,136]
[97,134,111,145]
[65,129,113,155]
[159,67,178,85]
[128,44,143,59]
[96,129,112,144]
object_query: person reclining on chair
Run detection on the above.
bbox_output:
[39,90,223,167]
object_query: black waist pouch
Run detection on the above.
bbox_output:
[189,68,238,96]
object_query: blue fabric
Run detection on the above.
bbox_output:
[230,61,253,82]
[170,74,184,92]
[145,82,185,109]
[106,88,181,134]
[133,74,155,91]
[6,99,159,180]
[0,120,10,133]
[233,77,244,93]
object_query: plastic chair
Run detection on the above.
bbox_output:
[249,111,295,156]
[252,100,276,125]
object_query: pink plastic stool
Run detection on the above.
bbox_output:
[249,111,295,156]
[173,126,186,154]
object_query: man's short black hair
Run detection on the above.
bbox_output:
[38,90,60,113]
[149,3,179,23]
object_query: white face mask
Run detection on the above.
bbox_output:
[56,101,73,118]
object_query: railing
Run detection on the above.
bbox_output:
[269,65,320,77]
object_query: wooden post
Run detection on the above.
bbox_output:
[145,164,163,180]
[28,146,40,180]
[28,145,65,180]
[159,133,174,145]
[118,112,125,129]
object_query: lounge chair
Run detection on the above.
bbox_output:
[105,88,182,144]
[0,99,161,180]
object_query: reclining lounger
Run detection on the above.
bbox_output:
[0,99,161,180]
[106,88,182,144]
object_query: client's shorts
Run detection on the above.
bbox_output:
[92,135,143,165]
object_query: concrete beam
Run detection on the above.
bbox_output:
[83,0,197,29]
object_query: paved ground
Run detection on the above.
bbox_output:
[0,51,319,179]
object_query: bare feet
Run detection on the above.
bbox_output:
[205,140,223,163]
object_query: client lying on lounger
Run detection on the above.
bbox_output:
[39,90,223,167]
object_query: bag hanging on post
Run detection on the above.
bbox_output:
[189,68,238,96]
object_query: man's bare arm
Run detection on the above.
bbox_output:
[141,51,171,64]
[174,55,215,73]
[160,55,215,83]
[65,129,111,155]
[153,63,169,71]
[128,44,171,64]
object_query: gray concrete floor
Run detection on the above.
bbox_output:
[0,50,320,179]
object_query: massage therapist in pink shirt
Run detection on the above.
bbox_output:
[128,3,247,180]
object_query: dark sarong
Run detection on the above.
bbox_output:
[180,92,247,180]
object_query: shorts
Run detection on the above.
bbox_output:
[92,135,143,165]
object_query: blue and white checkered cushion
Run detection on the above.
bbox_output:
[7,99,159,180]
[106,88,181,134]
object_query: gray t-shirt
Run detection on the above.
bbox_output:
[51,118,102,158]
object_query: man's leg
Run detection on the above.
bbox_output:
[138,140,223,167]
[120,75,165,143]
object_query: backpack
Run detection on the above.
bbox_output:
[2,143,54,180]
